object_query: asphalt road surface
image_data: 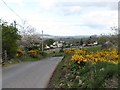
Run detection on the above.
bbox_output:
[2,57,63,88]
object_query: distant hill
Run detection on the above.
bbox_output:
[38,34,90,43]
[38,34,90,40]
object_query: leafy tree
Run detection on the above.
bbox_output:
[2,21,21,60]
[17,24,42,51]
[44,39,55,47]
[98,35,109,45]
[80,39,83,45]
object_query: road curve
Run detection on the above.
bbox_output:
[2,57,63,88]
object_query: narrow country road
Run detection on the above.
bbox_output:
[2,57,63,88]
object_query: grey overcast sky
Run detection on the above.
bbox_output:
[0,0,118,36]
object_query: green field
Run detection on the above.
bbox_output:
[87,45,102,52]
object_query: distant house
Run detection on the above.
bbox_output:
[44,45,50,49]
[50,45,57,48]
[85,35,98,46]
[50,41,63,48]
[93,41,98,45]
[57,43,63,48]
[87,41,98,46]
[82,44,86,47]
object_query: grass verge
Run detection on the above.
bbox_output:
[16,55,46,62]
[2,54,47,67]
[47,54,72,88]
[2,52,64,68]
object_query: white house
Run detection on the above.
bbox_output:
[50,45,57,48]
[57,43,63,48]
[45,45,50,49]
[50,41,63,48]
[88,41,98,46]
[93,41,98,45]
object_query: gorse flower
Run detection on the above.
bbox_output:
[16,49,25,57]
[64,48,76,54]
[28,50,39,58]
[65,48,119,65]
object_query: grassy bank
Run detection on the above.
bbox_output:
[47,54,72,88]
[48,54,118,88]
[2,52,64,67]
[2,53,47,67]
[47,47,119,88]
[16,55,46,62]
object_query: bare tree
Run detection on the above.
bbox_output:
[17,22,42,51]
[109,26,118,46]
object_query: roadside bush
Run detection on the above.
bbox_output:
[28,50,39,58]
[16,49,25,57]
[70,48,118,65]
[64,48,77,54]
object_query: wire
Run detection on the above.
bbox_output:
[0,0,36,31]
[1,0,24,22]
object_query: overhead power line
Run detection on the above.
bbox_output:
[1,0,24,21]
[1,0,37,33]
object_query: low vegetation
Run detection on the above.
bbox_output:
[2,51,48,67]
[48,47,119,88]
[2,48,64,67]
[87,45,101,52]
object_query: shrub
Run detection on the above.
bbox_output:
[64,48,77,54]
[16,49,25,57]
[28,50,39,58]
[70,48,118,65]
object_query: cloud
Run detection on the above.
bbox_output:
[59,0,118,3]
[0,0,118,36]
[24,3,117,35]
[82,10,118,26]
[69,6,82,13]
[2,0,24,4]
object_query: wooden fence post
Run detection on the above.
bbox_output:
[4,50,7,62]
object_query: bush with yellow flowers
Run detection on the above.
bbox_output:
[70,48,118,65]
[16,49,25,57]
[64,48,77,54]
[28,50,39,58]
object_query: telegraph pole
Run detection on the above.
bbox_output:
[42,30,44,52]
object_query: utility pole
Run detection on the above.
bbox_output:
[42,30,44,52]
[0,23,2,64]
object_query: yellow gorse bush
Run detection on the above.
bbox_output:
[64,48,77,54]
[65,48,119,65]
[28,50,39,58]
[16,49,25,57]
